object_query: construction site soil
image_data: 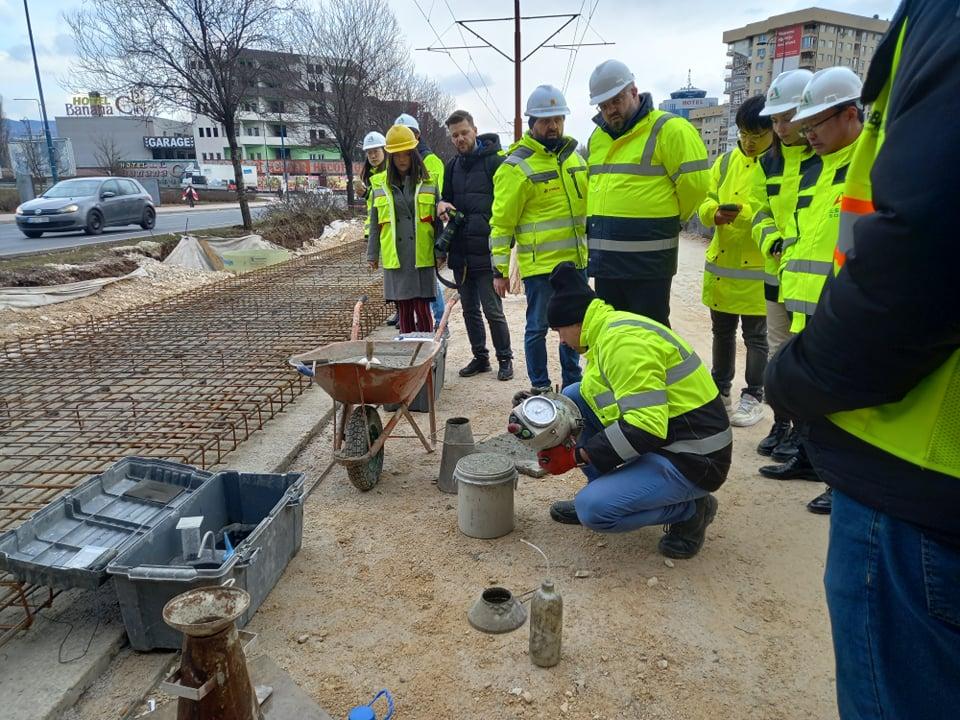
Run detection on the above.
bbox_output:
[60,228,835,720]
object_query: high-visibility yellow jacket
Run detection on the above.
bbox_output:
[698,146,766,316]
[826,15,960,479]
[577,299,731,490]
[489,133,587,278]
[586,103,710,280]
[422,150,445,191]
[751,143,822,295]
[364,169,385,238]
[781,138,858,332]
[369,175,439,270]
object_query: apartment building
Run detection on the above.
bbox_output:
[689,104,730,165]
[723,8,890,144]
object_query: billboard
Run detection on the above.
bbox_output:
[774,25,802,59]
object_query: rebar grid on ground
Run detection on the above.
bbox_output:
[0,240,388,644]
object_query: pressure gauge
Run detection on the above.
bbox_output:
[520,395,559,428]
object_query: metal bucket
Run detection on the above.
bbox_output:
[456,453,517,539]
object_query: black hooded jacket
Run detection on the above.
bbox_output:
[440,133,504,274]
[765,0,960,548]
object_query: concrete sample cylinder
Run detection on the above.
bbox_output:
[456,452,517,539]
[438,417,475,494]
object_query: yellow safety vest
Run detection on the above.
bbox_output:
[698,147,766,316]
[827,16,960,479]
[364,169,385,238]
[422,151,445,192]
[781,139,857,332]
[579,299,730,456]
[586,109,710,278]
[751,143,821,295]
[489,133,588,278]
[370,177,438,270]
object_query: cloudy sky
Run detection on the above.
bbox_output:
[0,0,898,145]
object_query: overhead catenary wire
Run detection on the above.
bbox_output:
[411,0,510,128]
[562,0,602,94]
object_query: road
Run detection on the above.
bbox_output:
[0,206,266,257]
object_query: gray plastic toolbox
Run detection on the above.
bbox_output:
[107,470,304,650]
[0,457,212,590]
[385,332,447,413]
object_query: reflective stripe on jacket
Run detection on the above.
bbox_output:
[578,299,731,490]
[698,147,766,315]
[586,104,710,280]
[370,176,438,270]
[781,139,857,332]
[489,133,587,278]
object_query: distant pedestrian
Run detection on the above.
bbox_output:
[181,185,198,207]
[366,125,441,334]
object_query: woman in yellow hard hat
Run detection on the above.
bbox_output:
[366,125,442,334]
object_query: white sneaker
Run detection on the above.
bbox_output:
[730,394,764,427]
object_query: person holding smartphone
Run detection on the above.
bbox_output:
[697,95,773,427]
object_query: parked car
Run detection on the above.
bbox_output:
[15,177,156,238]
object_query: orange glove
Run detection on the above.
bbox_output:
[537,445,577,475]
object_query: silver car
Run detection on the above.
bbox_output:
[15,177,156,238]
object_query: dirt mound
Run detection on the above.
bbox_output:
[0,257,141,287]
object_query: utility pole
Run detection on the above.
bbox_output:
[22,0,58,184]
[418,2,613,142]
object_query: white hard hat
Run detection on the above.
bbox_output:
[525,85,571,117]
[759,69,814,116]
[394,113,420,132]
[589,59,635,105]
[362,131,386,150]
[793,67,863,122]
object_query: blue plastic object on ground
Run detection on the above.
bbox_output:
[347,689,394,720]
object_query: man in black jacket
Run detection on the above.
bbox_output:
[765,2,960,716]
[438,110,514,380]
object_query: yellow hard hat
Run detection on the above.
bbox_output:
[384,124,417,153]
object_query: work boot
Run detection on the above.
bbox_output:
[806,487,833,515]
[549,500,581,525]
[758,455,820,481]
[459,357,491,377]
[658,494,718,559]
[772,426,801,462]
[758,420,791,456]
[497,359,514,381]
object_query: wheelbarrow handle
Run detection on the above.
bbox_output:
[433,291,460,343]
[351,295,368,342]
[290,360,315,377]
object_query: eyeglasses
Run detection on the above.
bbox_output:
[800,109,844,135]
[738,129,772,141]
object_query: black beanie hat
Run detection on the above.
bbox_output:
[547,262,596,328]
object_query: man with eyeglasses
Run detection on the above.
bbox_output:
[761,67,863,513]
[584,60,710,326]
[752,70,825,491]
[698,95,772,428]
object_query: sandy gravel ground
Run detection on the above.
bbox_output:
[243,232,836,720]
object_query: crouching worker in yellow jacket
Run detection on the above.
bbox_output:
[539,263,732,559]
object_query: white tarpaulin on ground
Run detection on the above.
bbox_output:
[0,267,148,309]
[164,234,286,271]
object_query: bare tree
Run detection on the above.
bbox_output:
[0,96,11,171]
[292,0,409,206]
[369,71,456,164]
[67,0,285,230]
[92,135,127,176]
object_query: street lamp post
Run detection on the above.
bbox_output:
[21,0,58,184]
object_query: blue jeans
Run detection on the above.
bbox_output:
[431,277,445,328]
[825,490,960,719]
[524,273,583,388]
[562,383,706,532]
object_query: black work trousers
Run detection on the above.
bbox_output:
[457,267,513,362]
[594,276,673,327]
[709,309,768,401]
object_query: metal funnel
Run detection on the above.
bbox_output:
[467,586,527,634]
[438,417,475,494]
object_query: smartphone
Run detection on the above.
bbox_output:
[719,203,740,212]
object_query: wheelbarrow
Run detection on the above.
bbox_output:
[289,294,459,491]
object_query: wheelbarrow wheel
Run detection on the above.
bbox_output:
[343,405,384,491]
